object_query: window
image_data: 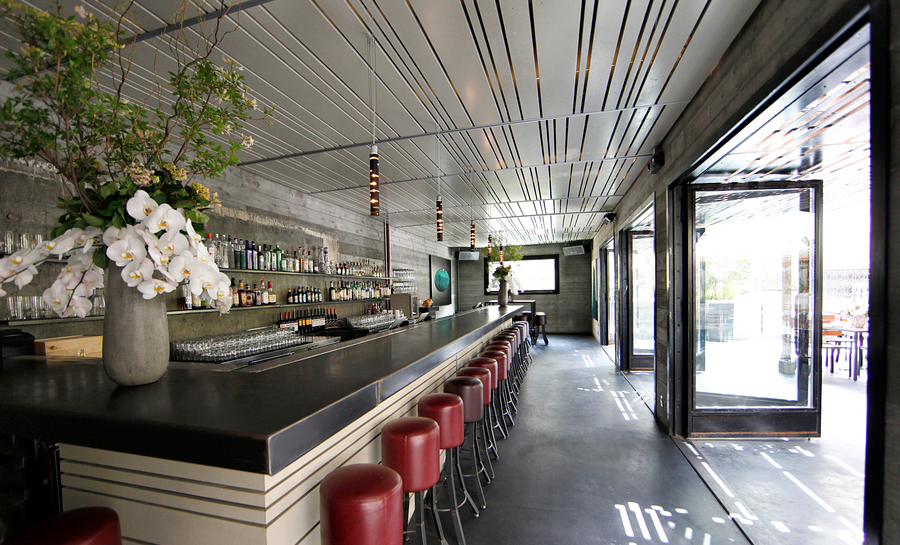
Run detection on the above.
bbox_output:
[484,254,559,294]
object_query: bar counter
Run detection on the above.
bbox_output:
[0,305,519,475]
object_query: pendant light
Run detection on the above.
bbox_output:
[435,135,443,241]
[499,243,504,263]
[487,235,493,262]
[469,183,475,250]
[367,34,379,216]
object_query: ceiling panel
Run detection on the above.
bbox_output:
[0,0,763,248]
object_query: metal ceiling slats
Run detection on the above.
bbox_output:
[0,0,766,247]
[530,0,581,117]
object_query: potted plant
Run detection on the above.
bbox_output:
[0,1,274,384]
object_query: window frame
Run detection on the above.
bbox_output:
[483,254,560,295]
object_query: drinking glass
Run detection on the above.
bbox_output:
[2,230,13,255]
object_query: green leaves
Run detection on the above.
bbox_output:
[184,208,209,227]
[0,0,274,229]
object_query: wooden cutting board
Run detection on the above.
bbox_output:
[34,335,103,357]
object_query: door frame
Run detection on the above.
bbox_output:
[683,180,824,438]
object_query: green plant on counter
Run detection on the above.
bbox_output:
[481,244,522,265]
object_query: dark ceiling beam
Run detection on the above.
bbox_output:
[306,154,650,195]
[125,0,277,46]
[237,100,688,167]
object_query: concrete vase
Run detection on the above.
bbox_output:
[498,280,508,307]
[103,265,170,386]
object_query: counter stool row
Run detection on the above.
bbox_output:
[320,321,535,545]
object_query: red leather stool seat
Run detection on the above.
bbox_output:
[381,417,441,493]
[319,464,403,545]
[481,349,508,381]
[457,367,492,406]
[467,357,498,390]
[418,393,465,449]
[443,376,484,423]
[6,507,122,545]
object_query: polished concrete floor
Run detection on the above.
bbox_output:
[439,334,866,545]
[454,335,751,544]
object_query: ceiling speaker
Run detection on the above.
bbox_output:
[563,245,585,256]
[458,251,480,261]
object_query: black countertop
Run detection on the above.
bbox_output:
[0,306,520,475]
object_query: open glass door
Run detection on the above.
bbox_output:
[626,231,655,371]
[688,182,823,437]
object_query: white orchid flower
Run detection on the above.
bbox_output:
[58,257,85,287]
[145,203,185,233]
[122,258,154,288]
[169,253,206,293]
[39,237,65,257]
[195,241,211,264]
[158,230,189,257]
[8,247,40,270]
[106,235,147,267]
[61,295,92,318]
[73,269,104,298]
[74,227,102,253]
[137,277,177,299]
[0,286,6,297]
[0,256,15,280]
[184,219,203,248]
[43,280,69,314]
[103,225,125,246]
[126,190,159,222]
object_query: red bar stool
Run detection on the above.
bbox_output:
[319,464,403,545]
[480,348,513,435]
[489,337,519,410]
[418,392,476,540]
[443,376,489,511]
[514,321,533,367]
[381,417,445,544]
[499,329,525,390]
[486,341,518,420]
[5,507,122,545]
[467,356,506,440]
[458,364,500,465]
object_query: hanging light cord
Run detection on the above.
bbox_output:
[368,35,377,146]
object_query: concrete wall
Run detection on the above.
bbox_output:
[456,243,592,334]
[0,159,452,342]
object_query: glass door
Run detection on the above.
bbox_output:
[627,231,655,371]
[688,182,823,437]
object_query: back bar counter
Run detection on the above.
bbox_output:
[0,305,521,545]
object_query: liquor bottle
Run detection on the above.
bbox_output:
[181,284,192,310]
[329,281,335,302]
[261,281,269,305]
[267,281,276,305]
[230,278,238,306]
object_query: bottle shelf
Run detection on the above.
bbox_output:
[220,268,390,281]
[2,298,391,323]
[168,297,390,315]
